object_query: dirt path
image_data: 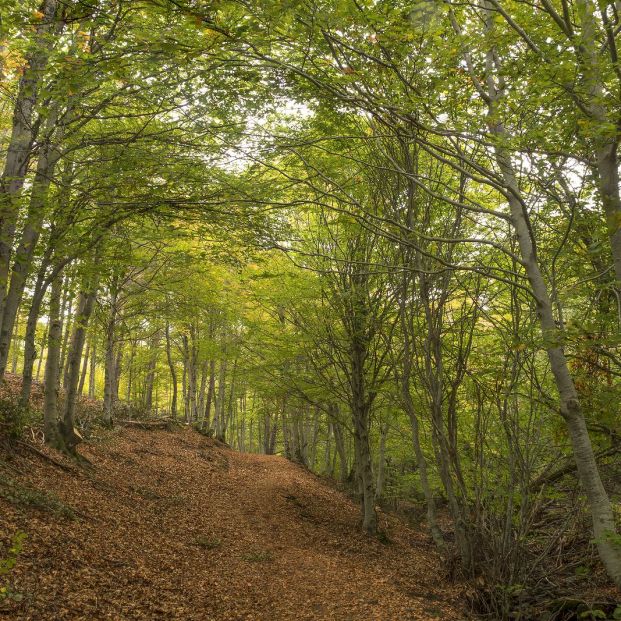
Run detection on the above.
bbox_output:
[1,428,462,620]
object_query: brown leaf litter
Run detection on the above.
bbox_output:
[0,427,465,620]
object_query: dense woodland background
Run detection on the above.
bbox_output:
[1,0,621,618]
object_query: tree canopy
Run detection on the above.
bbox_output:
[1,0,621,617]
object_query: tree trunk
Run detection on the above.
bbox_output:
[572,0,621,285]
[197,360,208,424]
[204,359,216,429]
[103,287,118,426]
[350,315,377,534]
[375,423,387,501]
[59,281,73,387]
[60,285,97,452]
[88,341,96,398]
[0,0,60,324]
[0,111,63,379]
[143,330,160,413]
[352,411,377,534]
[113,346,122,401]
[399,262,445,551]
[165,323,177,420]
[331,412,348,485]
[487,83,621,585]
[214,358,227,442]
[78,339,90,396]
[43,276,64,449]
[10,313,20,374]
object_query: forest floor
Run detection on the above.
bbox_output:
[0,425,464,620]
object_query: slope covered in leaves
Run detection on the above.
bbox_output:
[0,427,462,620]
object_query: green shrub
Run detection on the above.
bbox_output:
[194,535,221,549]
[0,399,35,441]
[0,472,75,519]
[0,530,27,603]
[242,550,273,562]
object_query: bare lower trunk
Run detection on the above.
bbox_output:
[20,261,49,405]
[331,412,348,485]
[10,314,20,374]
[165,323,177,419]
[375,423,387,501]
[204,360,216,427]
[88,341,96,398]
[214,358,227,442]
[78,339,90,396]
[59,283,73,388]
[143,330,160,413]
[60,287,97,452]
[103,290,117,426]
[43,277,63,449]
[353,415,377,534]
[197,360,208,424]
[113,347,122,401]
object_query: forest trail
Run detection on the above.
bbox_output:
[1,427,462,620]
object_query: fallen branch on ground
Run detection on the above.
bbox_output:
[16,441,75,472]
[116,419,173,430]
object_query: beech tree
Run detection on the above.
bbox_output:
[1,0,620,615]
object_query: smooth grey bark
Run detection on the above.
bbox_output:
[60,285,97,452]
[125,340,136,402]
[181,333,190,420]
[488,0,621,285]
[59,281,73,387]
[547,0,621,285]
[330,407,349,485]
[204,358,216,428]
[423,273,473,572]
[375,423,387,500]
[352,402,377,534]
[197,360,208,423]
[165,323,177,419]
[0,110,63,379]
[88,341,96,399]
[324,422,333,475]
[224,358,238,439]
[0,0,60,323]
[189,326,199,420]
[181,327,198,421]
[309,407,320,468]
[213,358,227,441]
[103,285,118,425]
[346,258,379,535]
[143,330,161,413]
[9,313,20,374]
[113,347,122,401]
[262,411,278,454]
[21,263,49,405]
[78,339,90,396]
[476,9,621,583]
[43,276,63,449]
[35,322,47,382]
[497,145,621,586]
[400,136,447,551]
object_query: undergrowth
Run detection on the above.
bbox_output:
[0,530,27,604]
[0,468,75,519]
